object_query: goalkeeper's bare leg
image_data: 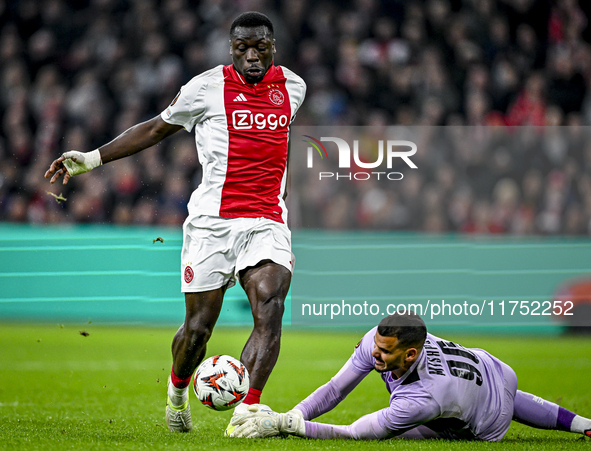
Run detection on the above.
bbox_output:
[167,288,226,432]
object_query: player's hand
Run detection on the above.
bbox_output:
[225,404,271,437]
[44,149,102,184]
[228,406,281,438]
[227,406,305,438]
[280,409,306,437]
[242,403,271,413]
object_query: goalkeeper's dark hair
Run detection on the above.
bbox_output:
[230,12,274,38]
[377,312,427,349]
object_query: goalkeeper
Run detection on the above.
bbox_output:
[229,312,591,441]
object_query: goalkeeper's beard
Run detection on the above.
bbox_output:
[374,359,400,373]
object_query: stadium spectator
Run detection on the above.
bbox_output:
[1,0,591,235]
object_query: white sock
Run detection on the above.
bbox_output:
[168,383,189,408]
[571,415,591,433]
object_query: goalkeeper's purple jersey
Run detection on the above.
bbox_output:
[296,327,516,441]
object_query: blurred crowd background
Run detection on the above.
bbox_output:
[1,0,591,234]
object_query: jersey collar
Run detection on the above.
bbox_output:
[389,348,425,385]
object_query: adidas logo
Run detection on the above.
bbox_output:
[233,93,247,102]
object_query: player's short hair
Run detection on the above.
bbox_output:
[377,312,427,349]
[230,11,274,38]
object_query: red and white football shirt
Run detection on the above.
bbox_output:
[161,64,306,224]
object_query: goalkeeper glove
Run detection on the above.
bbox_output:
[281,409,306,437]
[62,149,102,176]
[225,403,271,437]
[227,406,305,438]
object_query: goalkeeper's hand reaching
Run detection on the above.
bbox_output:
[227,405,305,438]
[45,149,102,184]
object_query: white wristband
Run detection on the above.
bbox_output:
[62,149,102,176]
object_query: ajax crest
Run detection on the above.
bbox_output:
[184,266,194,283]
[268,89,284,105]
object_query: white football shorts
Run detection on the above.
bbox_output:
[180,215,294,292]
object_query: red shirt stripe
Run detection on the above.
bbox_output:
[221,65,292,223]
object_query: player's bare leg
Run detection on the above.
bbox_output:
[239,260,291,402]
[166,288,225,432]
[172,288,227,378]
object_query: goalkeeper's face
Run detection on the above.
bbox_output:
[372,332,418,375]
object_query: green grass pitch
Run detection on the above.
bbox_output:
[1,324,590,450]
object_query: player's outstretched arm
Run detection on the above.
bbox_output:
[293,358,368,421]
[44,115,183,184]
[229,407,392,440]
[301,411,391,440]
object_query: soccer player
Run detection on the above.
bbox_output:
[229,312,591,441]
[44,12,306,433]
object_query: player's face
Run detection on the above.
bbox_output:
[230,26,275,84]
[372,332,416,374]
